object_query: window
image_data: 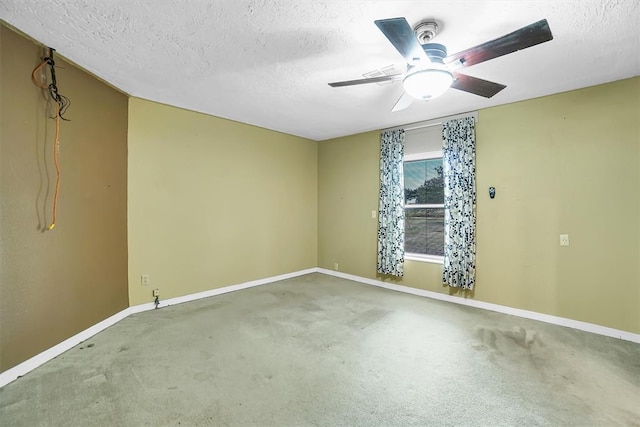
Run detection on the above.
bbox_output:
[403,126,444,262]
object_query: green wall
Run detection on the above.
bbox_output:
[127,98,318,305]
[3,20,637,375]
[318,77,640,334]
[0,25,129,372]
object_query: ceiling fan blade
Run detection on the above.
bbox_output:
[374,17,429,65]
[445,19,553,68]
[328,74,403,87]
[391,91,413,112]
[451,73,506,98]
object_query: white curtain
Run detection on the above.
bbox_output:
[377,129,405,277]
[442,117,476,289]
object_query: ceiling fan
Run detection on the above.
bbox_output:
[328,18,553,112]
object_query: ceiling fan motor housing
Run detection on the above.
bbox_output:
[404,43,452,100]
[422,43,447,63]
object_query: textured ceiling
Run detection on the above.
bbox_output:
[1,1,639,140]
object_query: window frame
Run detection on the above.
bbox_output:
[403,150,445,264]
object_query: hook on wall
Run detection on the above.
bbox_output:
[489,187,496,199]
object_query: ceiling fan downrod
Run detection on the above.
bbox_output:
[413,21,439,44]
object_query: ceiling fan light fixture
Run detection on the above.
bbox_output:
[402,69,453,100]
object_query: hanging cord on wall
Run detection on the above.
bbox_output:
[32,48,71,230]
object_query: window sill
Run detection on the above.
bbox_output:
[405,254,444,265]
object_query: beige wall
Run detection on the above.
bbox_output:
[0,25,129,372]
[127,99,317,305]
[319,77,640,334]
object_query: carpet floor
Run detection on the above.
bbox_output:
[1,273,639,426]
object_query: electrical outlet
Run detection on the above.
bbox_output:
[152,288,159,297]
[560,234,570,246]
[141,274,149,286]
[334,262,339,271]
[371,210,377,219]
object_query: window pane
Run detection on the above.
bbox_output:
[404,208,444,256]
[404,159,443,205]
[404,160,425,205]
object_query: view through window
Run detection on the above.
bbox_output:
[403,126,444,259]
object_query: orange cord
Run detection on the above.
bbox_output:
[32,60,49,89]
[47,101,61,230]
[33,59,61,230]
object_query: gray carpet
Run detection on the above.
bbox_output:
[1,273,639,426]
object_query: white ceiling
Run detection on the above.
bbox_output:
[2,1,639,141]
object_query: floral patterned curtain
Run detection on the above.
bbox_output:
[377,129,405,276]
[442,117,476,289]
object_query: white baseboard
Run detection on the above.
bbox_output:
[0,307,132,389]
[317,268,640,344]
[128,268,318,314]
[0,268,317,389]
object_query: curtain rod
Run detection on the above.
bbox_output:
[383,111,478,132]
